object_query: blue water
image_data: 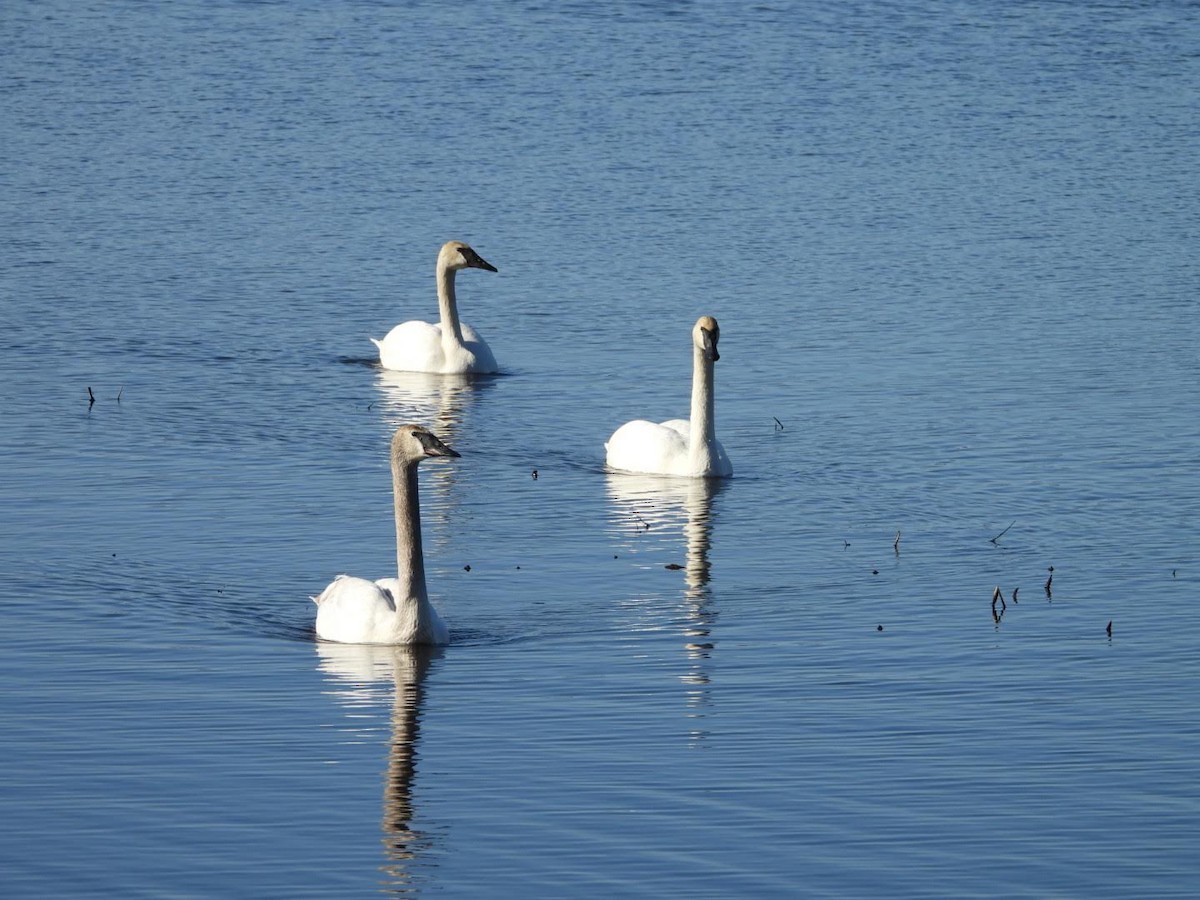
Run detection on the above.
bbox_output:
[3,0,1199,896]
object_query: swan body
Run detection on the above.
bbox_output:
[606,316,732,478]
[372,241,499,374]
[314,425,459,645]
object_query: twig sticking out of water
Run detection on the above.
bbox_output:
[1045,566,1054,598]
[991,586,1007,621]
[893,531,901,555]
[634,513,650,532]
[989,520,1016,544]
[773,417,784,431]
[1011,587,1019,604]
[1106,620,1113,638]
[116,386,123,402]
[87,387,96,407]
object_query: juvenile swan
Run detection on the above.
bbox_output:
[372,240,500,374]
[605,316,733,478]
[313,425,460,645]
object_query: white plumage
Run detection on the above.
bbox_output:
[605,316,732,478]
[313,425,459,645]
[372,240,499,374]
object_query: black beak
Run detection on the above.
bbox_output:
[462,247,498,273]
[415,431,461,458]
[702,328,720,363]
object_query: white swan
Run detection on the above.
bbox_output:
[605,315,733,478]
[372,240,499,374]
[313,425,459,645]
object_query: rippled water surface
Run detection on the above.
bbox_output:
[3,0,1199,896]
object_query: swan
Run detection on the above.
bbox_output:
[372,240,499,374]
[605,315,733,478]
[313,425,459,645]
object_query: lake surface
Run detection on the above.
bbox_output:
[3,0,1199,896]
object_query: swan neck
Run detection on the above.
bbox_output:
[436,262,466,345]
[689,345,717,466]
[392,459,428,602]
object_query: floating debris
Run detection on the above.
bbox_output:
[665,563,684,571]
[531,469,538,480]
[87,386,96,407]
[893,530,901,555]
[1012,586,1020,604]
[877,624,884,632]
[773,416,785,431]
[463,564,471,572]
[1106,620,1113,638]
[1045,565,1054,597]
[991,586,1007,621]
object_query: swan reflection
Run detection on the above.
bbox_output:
[316,641,443,894]
[606,475,726,742]
[374,369,493,542]
[373,369,494,445]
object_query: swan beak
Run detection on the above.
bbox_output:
[462,247,498,273]
[415,431,462,459]
[702,327,720,363]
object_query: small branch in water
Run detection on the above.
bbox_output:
[633,512,650,532]
[989,520,1016,544]
[773,417,784,431]
[1011,587,1019,604]
[1045,565,1054,598]
[116,386,123,402]
[893,531,901,555]
[87,386,96,406]
[1106,620,1113,638]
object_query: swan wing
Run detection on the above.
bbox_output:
[605,419,691,476]
[458,322,499,374]
[314,575,397,643]
[373,320,445,373]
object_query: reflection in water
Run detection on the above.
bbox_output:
[316,642,443,895]
[373,369,494,446]
[606,475,726,743]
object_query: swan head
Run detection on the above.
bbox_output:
[693,315,720,363]
[391,424,462,465]
[439,240,498,273]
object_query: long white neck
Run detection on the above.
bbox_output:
[688,344,717,472]
[435,262,466,346]
[392,459,428,603]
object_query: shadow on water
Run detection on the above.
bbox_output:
[606,474,727,743]
[316,641,444,895]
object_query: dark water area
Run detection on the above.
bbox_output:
[3,0,1198,896]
